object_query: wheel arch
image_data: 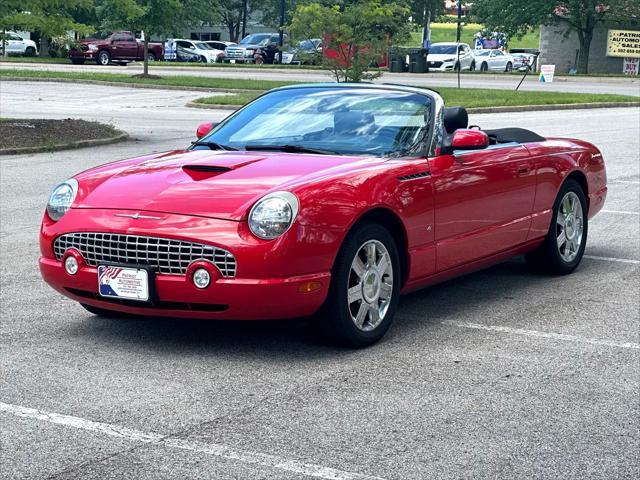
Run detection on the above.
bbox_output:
[565,170,589,209]
[342,207,410,288]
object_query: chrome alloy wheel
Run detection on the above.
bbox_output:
[347,240,394,331]
[556,191,584,262]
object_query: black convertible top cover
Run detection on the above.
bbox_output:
[484,128,546,144]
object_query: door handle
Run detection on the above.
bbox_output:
[517,164,530,176]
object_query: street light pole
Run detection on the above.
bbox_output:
[456,0,462,88]
[241,0,248,40]
[278,0,285,64]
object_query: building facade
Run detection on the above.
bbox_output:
[539,21,640,74]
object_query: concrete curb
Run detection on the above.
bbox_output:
[186,100,640,113]
[186,102,241,110]
[0,131,129,156]
[0,76,256,94]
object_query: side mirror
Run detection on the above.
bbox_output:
[442,129,489,155]
[196,121,217,138]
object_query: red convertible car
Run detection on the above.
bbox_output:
[40,84,607,347]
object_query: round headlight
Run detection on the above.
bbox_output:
[46,179,78,222]
[248,191,299,240]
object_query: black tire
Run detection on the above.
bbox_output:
[25,46,36,57]
[470,61,476,71]
[81,303,130,318]
[480,62,488,72]
[454,61,461,71]
[96,50,111,65]
[71,59,85,65]
[200,55,207,63]
[525,178,588,275]
[320,222,401,348]
[505,61,513,72]
[146,52,156,62]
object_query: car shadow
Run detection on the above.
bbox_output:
[67,257,562,357]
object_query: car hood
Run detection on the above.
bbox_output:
[426,53,458,61]
[74,149,374,221]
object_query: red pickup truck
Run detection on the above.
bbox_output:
[69,31,164,65]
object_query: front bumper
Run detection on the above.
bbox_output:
[40,208,337,320]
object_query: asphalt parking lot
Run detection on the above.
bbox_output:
[1,81,638,479]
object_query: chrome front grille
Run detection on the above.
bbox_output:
[53,232,236,277]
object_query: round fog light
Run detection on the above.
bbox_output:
[193,268,211,289]
[64,256,79,275]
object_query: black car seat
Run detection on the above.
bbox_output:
[334,110,375,136]
[443,106,468,134]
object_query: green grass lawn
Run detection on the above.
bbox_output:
[3,68,637,108]
[0,68,298,91]
[194,87,638,108]
[409,23,540,49]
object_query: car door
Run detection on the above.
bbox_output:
[7,33,24,54]
[458,45,471,69]
[111,33,138,59]
[429,143,536,271]
[493,50,508,70]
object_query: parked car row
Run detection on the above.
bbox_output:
[424,42,522,73]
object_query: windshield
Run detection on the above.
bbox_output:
[298,39,318,50]
[240,34,271,45]
[197,87,433,157]
[429,45,457,55]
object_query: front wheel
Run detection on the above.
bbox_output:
[470,61,476,71]
[525,179,588,275]
[505,62,513,72]
[321,222,400,347]
[480,62,488,72]
[25,46,36,57]
[96,50,111,65]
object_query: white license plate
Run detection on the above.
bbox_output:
[98,265,149,302]
[229,59,236,64]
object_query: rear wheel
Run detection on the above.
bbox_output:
[480,62,488,72]
[321,222,400,348]
[470,61,476,71]
[146,52,156,62]
[505,61,513,72]
[200,55,207,63]
[525,179,588,275]
[25,46,36,57]
[96,50,110,65]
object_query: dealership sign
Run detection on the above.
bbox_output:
[607,30,640,58]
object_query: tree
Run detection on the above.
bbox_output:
[0,0,94,55]
[472,0,640,74]
[289,0,411,82]
[97,0,216,75]
[215,0,252,43]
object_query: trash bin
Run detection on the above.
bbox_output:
[408,48,428,73]
[388,48,406,73]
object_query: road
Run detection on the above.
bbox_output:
[1,82,639,479]
[2,60,640,96]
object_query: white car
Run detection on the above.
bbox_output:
[0,31,38,56]
[170,39,220,63]
[473,49,515,72]
[426,42,475,71]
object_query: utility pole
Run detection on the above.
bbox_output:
[278,0,285,64]
[421,1,431,50]
[241,0,248,40]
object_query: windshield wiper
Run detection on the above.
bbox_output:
[191,141,238,151]
[244,144,336,155]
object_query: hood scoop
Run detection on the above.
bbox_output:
[182,164,232,181]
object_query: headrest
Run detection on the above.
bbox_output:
[443,106,468,134]
[334,110,375,135]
